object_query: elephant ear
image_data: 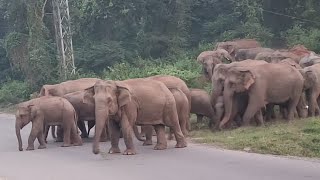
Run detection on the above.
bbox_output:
[27,105,37,119]
[305,70,316,86]
[240,70,255,90]
[39,86,49,96]
[115,81,132,107]
[83,87,95,104]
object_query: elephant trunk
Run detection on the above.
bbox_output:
[15,122,23,151]
[133,125,145,142]
[93,107,108,154]
[211,82,223,108]
[220,85,234,129]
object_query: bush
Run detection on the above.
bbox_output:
[285,25,320,53]
[0,81,31,105]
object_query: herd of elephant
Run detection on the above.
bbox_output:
[198,38,320,130]
[14,38,320,156]
[15,75,212,155]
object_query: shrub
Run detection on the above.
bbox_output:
[0,81,31,105]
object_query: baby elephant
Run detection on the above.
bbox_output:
[190,88,218,127]
[15,96,82,151]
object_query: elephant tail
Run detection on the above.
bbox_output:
[133,125,145,141]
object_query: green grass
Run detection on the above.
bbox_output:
[190,118,320,158]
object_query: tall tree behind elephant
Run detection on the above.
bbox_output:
[146,75,191,132]
[299,64,320,116]
[196,49,233,80]
[190,88,216,127]
[234,48,274,61]
[15,96,82,151]
[215,39,261,58]
[221,63,304,128]
[39,78,101,139]
[83,79,187,155]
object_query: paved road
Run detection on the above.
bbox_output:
[0,113,319,180]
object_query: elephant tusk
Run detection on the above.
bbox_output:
[305,105,309,109]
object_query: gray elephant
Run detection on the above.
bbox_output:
[299,64,320,116]
[197,49,233,79]
[15,96,82,151]
[190,88,216,126]
[215,39,261,58]
[83,79,187,155]
[221,63,304,128]
[299,52,320,68]
[235,47,274,61]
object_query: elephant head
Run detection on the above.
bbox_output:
[83,80,131,154]
[197,50,233,80]
[39,85,60,97]
[222,67,255,127]
[15,104,37,151]
[299,52,320,68]
[299,69,316,90]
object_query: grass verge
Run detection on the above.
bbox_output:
[0,104,16,114]
[190,118,320,158]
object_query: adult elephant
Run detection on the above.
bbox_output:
[15,96,82,151]
[210,60,267,107]
[63,91,109,140]
[299,52,320,68]
[215,39,261,58]
[235,48,274,61]
[299,64,320,116]
[197,49,233,80]
[222,63,304,128]
[39,78,100,97]
[83,79,187,155]
[146,75,191,131]
[39,77,101,139]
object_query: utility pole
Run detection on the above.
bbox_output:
[52,0,75,80]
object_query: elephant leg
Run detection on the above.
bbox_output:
[254,110,264,126]
[70,122,82,146]
[168,128,174,140]
[120,113,136,155]
[61,124,72,147]
[242,97,263,126]
[171,121,187,148]
[100,126,108,142]
[87,121,95,136]
[153,124,167,150]
[44,125,50,143]
[265,104,274,121]
[78,121,88,138]
[56,125,63,142]
[196,114,203,123]
[37,130,46,149]
[108,119,121,154]
[287,98,300,121]
[143,125,153,146]
[26,123,41,151]
[51,126,57,139]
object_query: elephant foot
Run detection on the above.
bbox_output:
[108,147,121,154]
[73,141,83,146]
[143,139,153,146]
[154,144,167,150]
[61,143,71,147]
[81,134,89,138]
[38,144,47,149]
[55,138,63,142]
[100,137,108,142]
[123,149,136,155]
[26,146,35,151]
[167,134,174,140]
[175,141,187,148]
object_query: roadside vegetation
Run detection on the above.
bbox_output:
[190,117,320,158]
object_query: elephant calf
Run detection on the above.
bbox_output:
[15,96,82,151]
[190,88,216,127]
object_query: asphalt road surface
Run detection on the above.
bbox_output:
[0,113,320,180]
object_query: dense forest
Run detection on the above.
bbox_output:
[0,0,320,104]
